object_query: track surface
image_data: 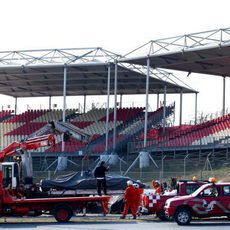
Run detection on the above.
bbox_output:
[0,215,230,230]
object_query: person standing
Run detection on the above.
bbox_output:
[155,180,162,194]
[120,180,138,219]
[133,183,143,216]
[94,161,109,196]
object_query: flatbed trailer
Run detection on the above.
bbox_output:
[48,189,124,196]
[2,189,110,222]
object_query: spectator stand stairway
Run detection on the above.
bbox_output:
[86,107,145,154]
[125,104,175,153]
[88,105,175,155]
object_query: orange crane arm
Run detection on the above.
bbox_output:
[0,134,55,162]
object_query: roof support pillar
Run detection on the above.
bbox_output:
[179,89,183,126]
[144,57,150,148]
[157,93,159,109]
[83,95,86,114]
[163,85,167,135]
[223,76,226,116]
[62,64,67,152]
[105,64,111,153]
[195,93,198,125]
[49,96,51,110]
[113,61,118,152]
[15,97,17,115]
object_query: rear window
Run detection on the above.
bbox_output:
[223,186,230,196]
[186,184,200,195]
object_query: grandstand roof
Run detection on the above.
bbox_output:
[0,48,196,97]
[120,28,230,77]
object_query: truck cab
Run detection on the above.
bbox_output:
[2,162,20,190]
[165,182,230,225]
[141,180,208,220]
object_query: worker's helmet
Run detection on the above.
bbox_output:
[127,180,133,186]
[209,177,217,183]
[192,176,197,181]
[133,183,139,188]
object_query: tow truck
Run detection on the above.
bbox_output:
[141,180,209,220]
[165,180,230,225]
[0,134,110,222]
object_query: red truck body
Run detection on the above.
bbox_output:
[165,182,230,225]
[142,180,208,220]
[0,134,111,222]
[0,187,110,222]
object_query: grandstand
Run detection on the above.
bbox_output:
[0,107,230,182]
[0,28,230,181]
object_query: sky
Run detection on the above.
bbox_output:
[0,0,230,124]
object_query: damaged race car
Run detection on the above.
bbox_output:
[40,171,147,213]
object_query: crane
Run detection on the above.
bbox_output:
[0,134,55,190]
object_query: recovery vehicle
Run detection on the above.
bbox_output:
[141,179,209,220]
[165,180,230,225]
[0,134,110,222]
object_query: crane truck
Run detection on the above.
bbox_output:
[0,134,110,222]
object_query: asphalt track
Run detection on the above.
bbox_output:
[0,215,230,230]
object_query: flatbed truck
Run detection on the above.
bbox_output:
[0,134,110,222]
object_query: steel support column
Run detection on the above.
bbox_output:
[144,58,150,148]
[105,64,111,153]
[62,64,67,152]
[195,93,198,125]
[157,93,159,109]
[49,96,51,110]
[120,94,123,108]
[179,89,183,126]
[113,61,118,152]
[83,95,86,114]
[223,76,226,116]
[15,97,17,115]
[163,85,167,134]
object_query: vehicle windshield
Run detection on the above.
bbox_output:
[190,184,211,197]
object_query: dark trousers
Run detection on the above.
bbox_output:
[97,178,107,196]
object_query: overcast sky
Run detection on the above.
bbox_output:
[0,0,230,124]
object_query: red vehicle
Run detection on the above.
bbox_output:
[165,182,230,225]
[141,180,208,220]
[0,134,110,222]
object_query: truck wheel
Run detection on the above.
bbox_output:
[174,208,192,225]
[54,205,73,223]
[157,210,171,221]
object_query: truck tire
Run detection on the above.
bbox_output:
[174,208,192,225]
[157,209,171,221]
[54,204,73,223]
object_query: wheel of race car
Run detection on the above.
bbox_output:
[54,204,73,223]
[174,208,192,225]
[29,210,42,217]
